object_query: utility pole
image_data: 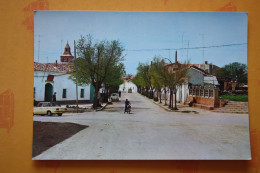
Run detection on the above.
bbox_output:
[74,40,79,113]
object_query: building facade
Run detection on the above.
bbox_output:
[119,76,137,93]
[34,42,92,104]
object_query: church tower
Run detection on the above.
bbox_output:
[60,41,74,62]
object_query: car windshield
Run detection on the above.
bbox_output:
[37,102,59,107]
[37,103,49,107]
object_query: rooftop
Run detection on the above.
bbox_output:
[34,62,73,73]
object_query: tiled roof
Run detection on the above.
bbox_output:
[34,62,73,73]
[190,65,209,75]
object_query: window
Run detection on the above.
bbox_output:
[80,89,84,98]
[62,89,67,98]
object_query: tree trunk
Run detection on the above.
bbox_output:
[159,89,162,103]
[169,89,172,108]
[93,81,101,109]
[174,91,178,110]
[171,90,174,108]
[93,87,99,109]
[164,88,167,105]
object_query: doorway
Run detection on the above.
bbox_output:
[45,83,53,101]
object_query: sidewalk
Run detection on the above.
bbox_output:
[139,93,207,114]
[61,103,108,112]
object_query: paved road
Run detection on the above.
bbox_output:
[33,92,251,160]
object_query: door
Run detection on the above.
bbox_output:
[45,83,53,102]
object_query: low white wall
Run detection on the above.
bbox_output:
[34,71,90,101]
[119,81,137,93]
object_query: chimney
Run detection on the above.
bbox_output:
[205,61,208,64]
[175,51,177,63]
[56,60,57,67]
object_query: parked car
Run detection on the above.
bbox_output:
[110,93,120,102]
[33,102,67,116]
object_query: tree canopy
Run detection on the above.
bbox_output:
[69,35,125,108]
[133,54,189,109]
[215,62,247,84]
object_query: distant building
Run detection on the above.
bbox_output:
[119,75,137,93]
[192,61,220,75]
[60,41,74,63]
[34,42,94,104]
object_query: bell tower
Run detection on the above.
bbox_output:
[60,41,74,62]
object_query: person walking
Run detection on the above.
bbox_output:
[52,92,57,102]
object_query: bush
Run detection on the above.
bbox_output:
[220,94,248,102]
[148,95,153,99]
[153,97,158,102]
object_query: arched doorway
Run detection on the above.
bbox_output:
[45,83,53,102]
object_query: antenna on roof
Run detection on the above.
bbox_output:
[186,40,189,60]
[199,33,205,63]
[61,39,63,55]
[37,35,41,62]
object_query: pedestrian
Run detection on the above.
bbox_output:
[52,92,57,102]
[124,98,131,113]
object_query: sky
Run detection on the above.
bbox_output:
[34,11,248,75]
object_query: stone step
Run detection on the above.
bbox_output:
[212,110,248,114]
[212,101,248,114]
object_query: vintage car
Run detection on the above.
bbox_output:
[110,93,120,102]
[33,102,67,116]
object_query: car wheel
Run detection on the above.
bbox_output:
[58,113,62,116]
[47,111,52,116]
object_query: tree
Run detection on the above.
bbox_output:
[135,62,154,98]
[104,62,125,96]
[150,56,169,103]
[132,74,143,93]
[171,62,189,110]
[215,62,248,84]
[69,35,125,109]
[150,53,189,110]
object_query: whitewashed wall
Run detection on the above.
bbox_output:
[34,71,90,101]
[119,81,137,93]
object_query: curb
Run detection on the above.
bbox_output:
[138,93,197,113]
[96,103,108,111]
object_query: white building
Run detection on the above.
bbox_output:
[34,42,93,104]
[160,64,219,104]
[119,76,137,93]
